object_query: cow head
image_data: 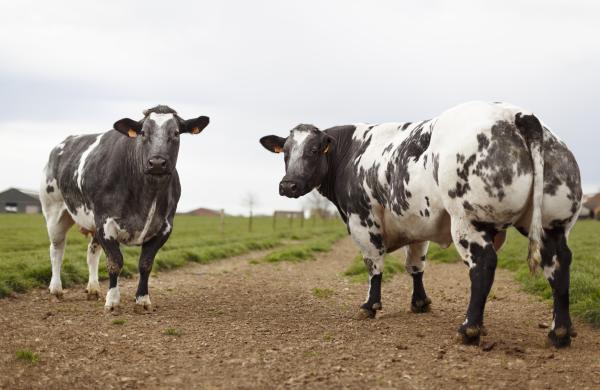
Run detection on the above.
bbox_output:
[260,124,334,198]
[113,105,209,176]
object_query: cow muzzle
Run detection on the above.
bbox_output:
[146,156,170,175]
[279,180,302,198]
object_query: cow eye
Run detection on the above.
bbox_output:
[310,147,318,155]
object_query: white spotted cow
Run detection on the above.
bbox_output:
[40,105,209,313]
[260,101,582,347]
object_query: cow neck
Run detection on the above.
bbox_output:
[127,141,171,204]
[318,126,355,221]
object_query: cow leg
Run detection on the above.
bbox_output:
[541,227,576,348]
[95,235,123,314]
[85,238,102,300]
[134,228,171,314]
[451,218,497,345]
[45,208,74,298]
[348,215,386,319]
[406,242,432,313]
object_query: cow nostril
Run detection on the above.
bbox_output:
[148,157,167,169]
[290,183,297,191]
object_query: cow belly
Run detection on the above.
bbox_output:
[382,208,452,251]
[69,205,96,233]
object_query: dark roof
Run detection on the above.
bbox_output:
[0,188,40,203]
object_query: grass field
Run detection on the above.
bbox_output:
[343,220,600,327]
[2,214,599,327]
[0,213,345,298]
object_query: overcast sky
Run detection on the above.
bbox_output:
[1,1,599,215]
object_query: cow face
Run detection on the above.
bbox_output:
[260,124,334,198]
[113,106,209,176]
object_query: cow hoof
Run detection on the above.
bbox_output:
[104,305,121,315]
[358,302,381,319]
[86,282,101,300]
[411,297,432,313]
[49,289,63,300]
[548,327,574,348]
[134,303,153,314]
[456,325,481,346]
[134,295,152,314]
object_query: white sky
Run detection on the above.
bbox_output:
[1,1,599,214]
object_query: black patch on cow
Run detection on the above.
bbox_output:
[463,200,474,211]
[369,232,385,254]
[46,185,54,193]
[477,133,490,151]
[432,153,440,185]
[423,154,428,169]
[459,239,469,249]
[540,127,582,216]
[448,153,476,198]
[423,209,430,217]
[471,120,533,201]
[425,196,430,207]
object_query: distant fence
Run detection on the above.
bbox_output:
[272,210,304,230]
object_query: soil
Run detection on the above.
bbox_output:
[1,237,599,389]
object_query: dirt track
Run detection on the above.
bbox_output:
[1,237,599,389]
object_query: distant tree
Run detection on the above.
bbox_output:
[241,192,259,232]
[304,190,333,219]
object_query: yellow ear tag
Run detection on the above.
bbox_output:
[323,144,330,154]
[191,127,200,134]
[273,146,283,153]
[127,129,138,138]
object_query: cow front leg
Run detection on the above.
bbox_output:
[96,234,124,314]
[134,228,171,314]
[451,218,498,345]
[406,242,432,313]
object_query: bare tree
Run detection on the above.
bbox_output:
[242,192,259,232]
[304,190,332,219]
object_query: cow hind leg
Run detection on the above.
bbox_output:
[85,238,102,300]
[541,226,576,348]
[45,208,74,298]
[451,218,498,345]
[406,242,432,313]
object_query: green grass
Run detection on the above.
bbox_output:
[312,287,334,298]
[15,349,39,364]
[0,214,344,297]
[343,253,406,283]
[112,319,126,325]
[427,220,600,327]
[164,327,181,336]
[261,229,346,263]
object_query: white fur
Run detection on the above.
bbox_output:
[543,255,559,281]
[75,133,105,190]
[86,240,101,294]
[105,287,120,308]
[135,294,151,307]
[149,112,174,126]
[163,219,172,236]
[135,199,157,244]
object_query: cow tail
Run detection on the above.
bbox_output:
[515,112,544,274]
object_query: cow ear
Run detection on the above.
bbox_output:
[260,135,286,153]
[323,134,335,154]
[114,118,143,138]
[182,116,210,134]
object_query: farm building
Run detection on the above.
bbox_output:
[583,193,600,219]
[0,188,42,213]
[185,207,222,217]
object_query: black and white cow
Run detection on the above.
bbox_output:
[41,105,209,313]
[260,101,582,347]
